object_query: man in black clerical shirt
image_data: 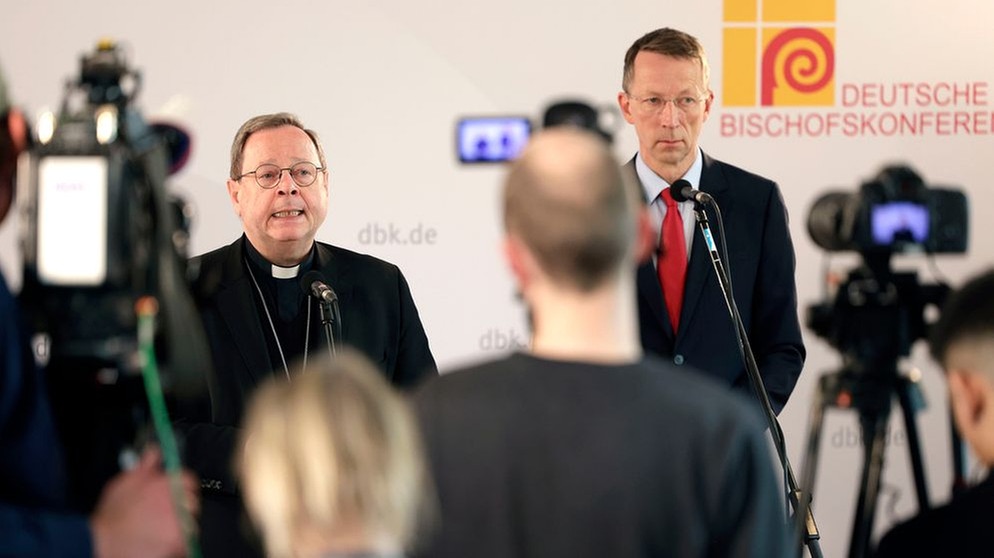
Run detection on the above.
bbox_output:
[177,112,437,558]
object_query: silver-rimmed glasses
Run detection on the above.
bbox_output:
[236,161,325,189]
[625,94,708,117]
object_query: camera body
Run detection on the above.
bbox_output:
[454,100,619,164]
[19,41,175,365]
[455,116,531,163]
[807,165,968,256]
[15,41,210,510]
[805,165,966,375]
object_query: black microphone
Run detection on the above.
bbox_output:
[668,179,712,205]
[300,270,337,304]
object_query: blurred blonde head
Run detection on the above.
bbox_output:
[239,349,429,557]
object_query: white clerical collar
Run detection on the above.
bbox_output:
[271,264,300,279]
[242,236,313,280]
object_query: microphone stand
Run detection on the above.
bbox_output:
[691,200,823,558]
[302,271,342,360]
[317,297,338,358]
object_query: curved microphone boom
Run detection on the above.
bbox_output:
[679,185,823,557]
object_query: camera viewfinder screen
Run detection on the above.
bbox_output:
[457,117,531,163]
[871,201,929,246]
[37,156,108,286]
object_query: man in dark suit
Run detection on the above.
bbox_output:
[874,269,994,557]
[617,28,805,413]
[178,112,436,557]
[413,128,789,558]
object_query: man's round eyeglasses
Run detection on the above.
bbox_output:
[626,94,707,116]
[236,162,325,189]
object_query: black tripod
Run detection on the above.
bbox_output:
[802,258,949,558]
[800,365,929,558]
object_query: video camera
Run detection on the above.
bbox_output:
[19,40,203,373]
[800,165,969,557]
[807,164,968,256]
[455,99,619,163]
[805,164,968,373]
[16,40,208,509]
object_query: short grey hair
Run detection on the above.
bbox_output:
[229,112,328,179]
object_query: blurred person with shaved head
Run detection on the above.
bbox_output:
[412,128,789,558]
[875,269,994,558]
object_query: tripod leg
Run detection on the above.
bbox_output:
[848,409,890,558]
[896,377,930,511]
[797,374,832,555]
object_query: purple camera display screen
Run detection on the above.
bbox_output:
[457,117,531,163]
[871,202,929,245]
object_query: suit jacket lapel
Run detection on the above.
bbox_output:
[637,260,672,337]
[677,152,730,343]
[214,237,272,385]
[626,158,674,338]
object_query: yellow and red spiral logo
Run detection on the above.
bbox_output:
[723,0,836,107]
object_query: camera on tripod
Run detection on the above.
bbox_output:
[15,40,209,509]
[807,164,967,256]
[805,164,968,372]
[800,164,969,557]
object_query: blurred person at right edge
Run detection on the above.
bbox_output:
[238,349,431,558]
[875,269,994,558]
[412,127,789,558]
[619,28,805,413]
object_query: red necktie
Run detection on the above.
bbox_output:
[658,188,687,334]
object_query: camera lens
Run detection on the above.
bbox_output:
[807,191,855,251]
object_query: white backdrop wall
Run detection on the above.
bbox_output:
[2,2,992,556]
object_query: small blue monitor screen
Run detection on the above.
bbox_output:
[457,117,531,163]
[871,201,929,245]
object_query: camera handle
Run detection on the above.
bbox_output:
[799,369,930,558]
[690,203,823,558]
